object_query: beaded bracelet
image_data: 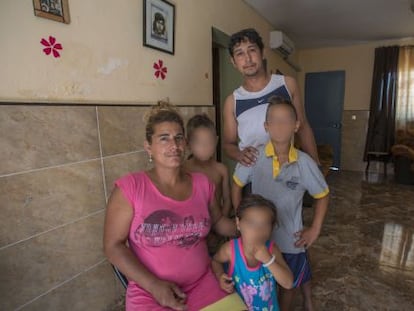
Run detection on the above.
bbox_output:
[263,255,276,267]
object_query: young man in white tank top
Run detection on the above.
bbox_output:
[222,28,320,311]
[223,28,319,167]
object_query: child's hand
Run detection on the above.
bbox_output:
[294,226,320,248]
[219,273,234,293]
[253,244,272,264]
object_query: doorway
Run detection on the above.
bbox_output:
[305,71,345,169]
[212,27,242,172]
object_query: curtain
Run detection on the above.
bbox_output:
[363,46,399,160]
[396,46,414,136]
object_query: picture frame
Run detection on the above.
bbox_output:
[33,0,70,24]
[143,0,175,55]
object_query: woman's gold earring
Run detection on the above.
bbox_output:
[149,154,153,163]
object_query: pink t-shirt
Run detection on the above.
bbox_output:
[115,171,226,310]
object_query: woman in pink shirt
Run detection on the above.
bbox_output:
[104,102,236,311]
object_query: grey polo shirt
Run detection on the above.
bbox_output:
[233,142,329,254]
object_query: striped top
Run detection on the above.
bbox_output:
[233,74,291,150]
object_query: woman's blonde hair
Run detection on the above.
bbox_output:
[144,100,184,143]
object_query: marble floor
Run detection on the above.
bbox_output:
[110,171,414,311]
[294,171,414,311]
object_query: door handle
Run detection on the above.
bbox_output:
[330,123,342,129]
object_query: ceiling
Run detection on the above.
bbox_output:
[244,0,414,49]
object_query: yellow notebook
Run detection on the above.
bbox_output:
[200,293,248,311]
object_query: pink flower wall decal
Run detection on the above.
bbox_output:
[40,36,62,58]
[153,59,167,80]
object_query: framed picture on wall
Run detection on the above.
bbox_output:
[143,0,175,55]
[33,0,70,24]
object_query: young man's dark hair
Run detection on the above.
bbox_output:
[228,28,264,57]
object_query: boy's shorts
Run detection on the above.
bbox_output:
[282,251,312,288]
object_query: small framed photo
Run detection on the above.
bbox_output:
[33,0,70,24]
[143,0,175,55]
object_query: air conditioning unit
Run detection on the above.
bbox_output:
[269,31,295,57]
[269,30,301,72]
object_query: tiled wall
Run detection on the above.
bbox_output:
[340,109,391,174]
[341,110,370,172]
[0,104,215,310]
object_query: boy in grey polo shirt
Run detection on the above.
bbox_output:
[232,96,329,311]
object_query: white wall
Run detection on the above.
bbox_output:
[0,0,296,105]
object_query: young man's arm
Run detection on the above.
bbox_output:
[294,194,329,248]
[284,76,320,164]
[219,163,232,217]
[222,94,258,166]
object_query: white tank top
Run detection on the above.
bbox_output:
[233,74,292,149]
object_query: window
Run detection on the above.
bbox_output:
[396,46,414,133]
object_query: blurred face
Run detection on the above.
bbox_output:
[144,121,186,169]
[237,206,274,245]
[155,19,165,34]
[231,40,264,77]
[264,105,300,144]
[188,127,217,161]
